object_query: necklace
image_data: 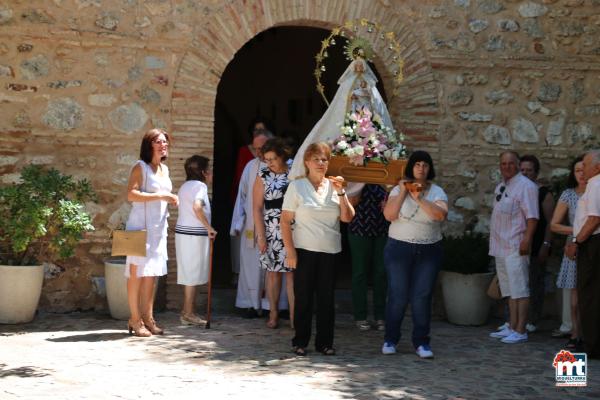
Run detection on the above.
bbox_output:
[400,187,428,221]
[401,204,420,221]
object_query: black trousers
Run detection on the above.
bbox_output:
[292,248,336,351]
[577,234,600,358]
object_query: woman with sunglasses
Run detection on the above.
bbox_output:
[124,128,178,337]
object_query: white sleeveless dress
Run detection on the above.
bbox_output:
[125,160,172,278]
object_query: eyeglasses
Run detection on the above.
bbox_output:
[496,186,506,202]
[264,157,279,163]
[153,139,169,145]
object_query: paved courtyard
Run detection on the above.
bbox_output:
[1,293,598,400]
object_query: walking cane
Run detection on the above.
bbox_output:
[205,238,214,329]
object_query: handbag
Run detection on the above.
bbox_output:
[111,229,147,257]
[111,162,148,257]
[486,274,502,300]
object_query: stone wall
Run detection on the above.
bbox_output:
[0,0,598,312]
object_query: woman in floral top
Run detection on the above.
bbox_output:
[253,138,293,329]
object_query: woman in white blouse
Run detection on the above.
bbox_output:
[175,155,217,326]
[381,150,448,359]
[281,142,355,356]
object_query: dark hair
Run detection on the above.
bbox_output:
[303,142,331,176]
[404,150,435,180]
[520,154,540,174]
[248,117,274,139]
[261,137,292,161]
[184,155,210,182]
[566,155,584,188]
[140,128,171,164]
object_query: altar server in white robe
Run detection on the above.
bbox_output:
[231,131,288,314]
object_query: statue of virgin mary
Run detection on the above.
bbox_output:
[289,57,394,180]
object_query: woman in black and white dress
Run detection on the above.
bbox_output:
[175,155,217,325]
[253,138,293,329]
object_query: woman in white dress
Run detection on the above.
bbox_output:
[125,128,178,337]
[176,155,217,325]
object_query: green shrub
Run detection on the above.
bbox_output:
[442,232,492,274]
[0,165,97,265]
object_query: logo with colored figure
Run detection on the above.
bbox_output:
[553,350,587,387]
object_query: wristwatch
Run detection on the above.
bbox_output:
[336,190,346,196]
[572,237,579,245]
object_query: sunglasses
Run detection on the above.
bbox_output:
[496,186,506,202]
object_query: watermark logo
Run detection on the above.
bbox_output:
[553,350,587,387]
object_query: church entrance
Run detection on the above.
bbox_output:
[211,26,387,288]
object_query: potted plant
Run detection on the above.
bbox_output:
[440,231,494,326]
[0,165,96,324]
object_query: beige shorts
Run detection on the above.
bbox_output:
[495,252,530,299]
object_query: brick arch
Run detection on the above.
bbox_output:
[171,1,439,166]
[166,0,439,307]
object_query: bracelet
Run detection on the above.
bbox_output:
[336,190,346,196]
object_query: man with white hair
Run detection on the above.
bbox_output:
[566,149,600,358]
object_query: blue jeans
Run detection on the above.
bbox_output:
[384,238,442,348]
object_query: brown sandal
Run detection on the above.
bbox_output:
[142,315,164,335]
[128,319,152,337]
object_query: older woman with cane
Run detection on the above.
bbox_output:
[175,155,217,325]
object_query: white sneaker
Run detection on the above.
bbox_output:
[490,326,513,338]
[501,331,528,344]
[526,323,537,333]
[355,320,371,331]
[415,345,434,359]
[381,342,396,355]
[496,322,509,331]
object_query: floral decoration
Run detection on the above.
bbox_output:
[330,107,407,166]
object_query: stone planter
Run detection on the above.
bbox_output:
[104,257,130,320]
[327,156,407,185]
[440,271,494,326]
[0,264,44,324]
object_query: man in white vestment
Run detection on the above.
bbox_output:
[231,131,288,316]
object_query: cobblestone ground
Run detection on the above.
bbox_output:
[1,297,598,399]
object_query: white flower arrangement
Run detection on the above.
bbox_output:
[330,108,407,166]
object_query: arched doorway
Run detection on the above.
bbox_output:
[167,2,440,308]
[211,26,388,287]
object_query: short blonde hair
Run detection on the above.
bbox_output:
[303,142,331,176]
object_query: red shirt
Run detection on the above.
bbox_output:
[231,145,255,203]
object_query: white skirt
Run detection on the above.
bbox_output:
[175,233,210,286]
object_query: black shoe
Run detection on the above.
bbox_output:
[241,308,259,319]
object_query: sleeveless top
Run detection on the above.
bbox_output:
[125,160,172,277]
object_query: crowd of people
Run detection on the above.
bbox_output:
[121,126,600,360]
